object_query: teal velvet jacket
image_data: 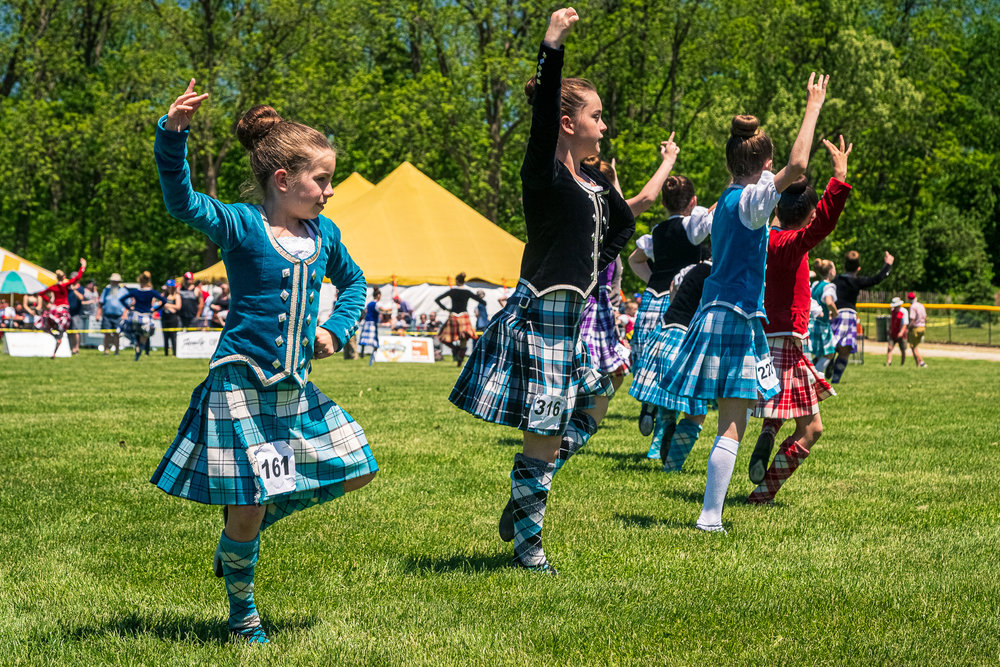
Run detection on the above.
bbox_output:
[154,116,366,388]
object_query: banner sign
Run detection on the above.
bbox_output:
[373,335,435,363]
[2,332,72,357]
[175,331,222,359]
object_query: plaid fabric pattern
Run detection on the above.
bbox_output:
[830,309,859,352]
[358,320,379,350]
[747,436,809,504]
[753,336,835,419]
[662,417,703,472]
[662,306,779,401]
[628,324,708,415]
[449,281,614,436]
[438,312,478,344]
[217,531,261,630]
[579,290,629,374]
[39,305,70,333]
[808,317,836,357]
[631,291,670,374]
[150,362,377,505]
[510,453,555,568]
[121,311,155,338]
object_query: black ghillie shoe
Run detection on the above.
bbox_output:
[748,431,775,485]
[230,624,269,644]
[498,499,514,542]
[638,402,655,437]
[511,557,557,575]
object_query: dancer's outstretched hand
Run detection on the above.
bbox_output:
[822,134,853,182]
[806,72,830,110]
[884,251,895,265]
[660,132,679,161]
[166,79,209,132]
[543,7,579,48]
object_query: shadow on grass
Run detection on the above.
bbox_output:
[614,513,692,530]
[70,610,317,644]
[404,551,512,574]
[589,450,659,472]
[495,436,522,447]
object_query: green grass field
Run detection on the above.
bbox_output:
[1,352,999,665]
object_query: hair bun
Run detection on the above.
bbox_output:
[236,105,282,150]
[731,114,759,138]
[784,175,810,195]
[523,76,538,104]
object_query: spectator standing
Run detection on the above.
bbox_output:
[178,272,203,329]
[68,282,83,354]
[211,282,230,326]
[160,279,183,356]
[475,290,490,330]
[100,273,128,355]
[415,313,430,332]
[886,296,909,366]
[907,291,928,367]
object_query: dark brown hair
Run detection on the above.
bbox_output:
[524,76,597,121]
[580,156,615,183]
[775,176,818,227]
[726,115,773,178]
[455,272,467,286]
[236,105,333,198]
[661,175,695,213]
[844,250,861,273]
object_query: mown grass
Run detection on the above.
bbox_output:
[1,352,998,665]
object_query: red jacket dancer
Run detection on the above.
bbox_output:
[36,258,87,357]
[747,136,854,505]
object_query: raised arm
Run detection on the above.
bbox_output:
[773,73,829,193]
[66,258,87,286]
[625,134,679,216]
[859,252,894,287]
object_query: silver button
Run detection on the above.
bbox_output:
[311,270,316,281]
[301,337,308,346]
[282,268,290,278]
[272,359,281,369]
[308,293,314,303]
[280,290,289,301]
[306,314,311,325]
[278,313,287,323]
[275,336,284,347]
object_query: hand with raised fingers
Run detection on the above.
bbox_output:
[884,251,895,265]
[79,257,87,270]
[806,72,830,110]
[543,7,580,49]
[822,134,853,182]
[166,79,209,132]
[660,132,679,161]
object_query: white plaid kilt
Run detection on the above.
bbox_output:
[358,320,379,350]
[580,289,629,374]
[449,281,614,436]
[150,362,377,505]
[630,290,670,374]
[808,316,836,357]
[753,336,835,419]
[830,309,859,352]
[662,305,779,401]
[628,323,707,415]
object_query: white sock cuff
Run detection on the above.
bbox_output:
[712,436,740,456]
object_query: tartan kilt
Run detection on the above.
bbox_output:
[449,281,614,436]
[121,311,155,338]
[753,336,835,419]
[438,312,478,344]
[150,362,377,505]
[40,305,71,333]
[631,290,670,374]
[358,320,379,349]
[628,323,707,415]
[809,316,836,357]
[580,289,629,374]
[662,305,779,401]
[830,309,859,352]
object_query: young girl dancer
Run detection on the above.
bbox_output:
[661,73,829,532]
[829,250,894,383]
[746,137,853,503]
[435,272,486,366]
[36,258,87,358]
[629,245,712,471]
[628,175,714,450]
[120,271,166,361]
[808,259,838,373]
[149,81,377,643]
[450,8,634,573]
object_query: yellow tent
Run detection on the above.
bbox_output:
[192,172,376,282]
[0,246,56,286]
[335,162,524,286]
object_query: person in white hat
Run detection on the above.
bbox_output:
[100,272,127,355]
[886,296,909,366]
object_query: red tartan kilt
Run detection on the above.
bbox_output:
[754,336,835,419]
[40,305,71,333]
[437,313,478,344]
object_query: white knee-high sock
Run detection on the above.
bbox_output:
[697,436,740,531]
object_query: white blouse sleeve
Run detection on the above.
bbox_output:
[682,206,714,245]
[635,233,654,261]
[822,283,837,301]
[738,170,779,230]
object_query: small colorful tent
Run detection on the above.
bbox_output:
[0,247,56,287]
[192,172,376,282]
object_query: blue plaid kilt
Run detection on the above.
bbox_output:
[631,290,669,374]
[358,320,379,350]
[449,281,614,436]
[809,316,836,357]
[150,362,377,505]
[580,289,629,374]
[830,309,858,352]
[662,306,779,401]
[628,323,707,415]
[120,311,155,338]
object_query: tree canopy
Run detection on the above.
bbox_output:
[1,0,996,300]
